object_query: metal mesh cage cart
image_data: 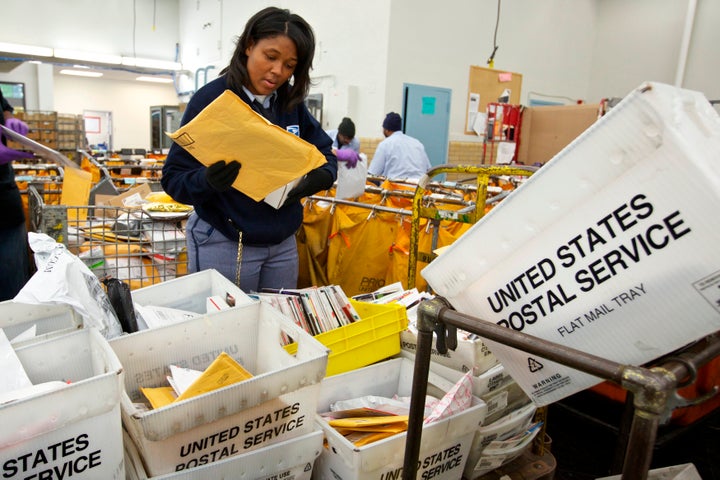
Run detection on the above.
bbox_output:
[27,184,188,290]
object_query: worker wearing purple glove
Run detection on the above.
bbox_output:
[4,117,29,136]
[0,141,32,165]
[0,90,33,300]
[335,147,359,168]
[326,117,360,153]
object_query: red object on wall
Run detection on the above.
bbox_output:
[483,103,523,164]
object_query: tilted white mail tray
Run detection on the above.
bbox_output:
[423,82,720,405]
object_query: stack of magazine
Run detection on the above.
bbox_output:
[253,285,361,337]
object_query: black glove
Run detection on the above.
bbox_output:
[206,160,241,191]
[283,169,334,207]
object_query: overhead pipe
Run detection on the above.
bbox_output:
[194,65,217,91]
[674,0,697,87]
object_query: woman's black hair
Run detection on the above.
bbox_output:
[220,7,315,112]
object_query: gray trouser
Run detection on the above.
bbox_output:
[185,213,299,293]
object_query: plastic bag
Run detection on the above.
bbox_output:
[14,232,124,339]
[335,152,368,199]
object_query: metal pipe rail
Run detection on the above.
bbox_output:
[306,182,511,218]
[401,297,720,480]
[408,164,538,288]
[315,176,494,208]
[306,195,413,217]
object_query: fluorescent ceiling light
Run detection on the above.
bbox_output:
[136,76,174,83]
[59,69,103,78]
[54,49,122,65]
[0,42,53,57]
[122,56,181,71]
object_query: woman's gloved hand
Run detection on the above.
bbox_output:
[283,169,333,207]
[206,160,241,191]
[335,148,359,168]
[0,143,33,165]
[4,117,29,136]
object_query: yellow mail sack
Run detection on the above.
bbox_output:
[166,89,327,201]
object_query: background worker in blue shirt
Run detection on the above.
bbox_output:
[161,7,337,293]
[368,112,431,181]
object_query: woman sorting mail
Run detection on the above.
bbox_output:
[161,7,337,293]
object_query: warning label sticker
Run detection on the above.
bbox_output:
[693,270,720,313]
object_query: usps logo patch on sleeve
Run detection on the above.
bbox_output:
[286,125,299,136]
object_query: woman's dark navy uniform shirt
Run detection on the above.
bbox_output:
[161,76,337,246]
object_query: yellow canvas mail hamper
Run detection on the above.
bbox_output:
[0,328,125,479]
[109,301,329,477]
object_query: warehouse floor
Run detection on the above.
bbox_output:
[545,389,720,480]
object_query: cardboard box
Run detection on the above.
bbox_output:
[123,428,323,479]
[95,183,152,208]
[0,329,125,479]
[517,103,600,165]
[422,82,720,406]
[109,301,329,476]
[313,357,488,480]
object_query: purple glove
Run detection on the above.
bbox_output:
[335,148,359,169]
[5,117,29,136]
[0,142,33,165]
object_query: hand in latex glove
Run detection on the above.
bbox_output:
[4,117,29,136]
[0,142,33,165]
[206,160,241,192]
[283,169,333,207]
[335,148,359,168]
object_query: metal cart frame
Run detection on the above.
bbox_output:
[407,164,537,289]
[402,165,719,480]
[401,293,720,480]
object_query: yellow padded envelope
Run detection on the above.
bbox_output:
[140,386,177,409]
[174,352,253,402]
[60,167,93,222]
[166,90,327,202]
